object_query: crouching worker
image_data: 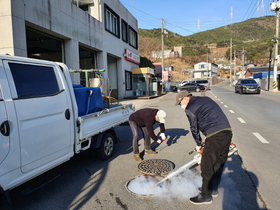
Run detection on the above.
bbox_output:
[128,108,167,161]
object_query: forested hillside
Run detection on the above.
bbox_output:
[139,16,276,69]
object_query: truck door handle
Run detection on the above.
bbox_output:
[1,120,10,136]
[65,109,70,120]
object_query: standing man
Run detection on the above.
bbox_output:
[175,90,232,205]
[128,108,167,161]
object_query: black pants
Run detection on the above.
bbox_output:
[128,120,151,154]
[201,130,232,196]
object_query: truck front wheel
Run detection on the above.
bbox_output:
[97,132,115,160]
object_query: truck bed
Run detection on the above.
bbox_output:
[77,103,134,142]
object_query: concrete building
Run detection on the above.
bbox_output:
[151,46,182,59]
[151,50,172,59]
[193,62,218,79]
[0,0,139,99]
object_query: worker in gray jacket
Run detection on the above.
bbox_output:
[128,108,167,161]
[175,90,232,205]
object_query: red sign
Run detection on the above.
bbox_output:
[162,71,169,81]
[124,49,140,65]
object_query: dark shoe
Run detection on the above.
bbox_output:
[144,149,157,155]
[189,193,212,205]
[198,187,218,197]
[133,154,142,161]
[212,189,218,198]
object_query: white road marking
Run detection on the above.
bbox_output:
[224,105,228,108]
[229,110,235,113]
[253,132,269,144]
[220,101,224,104]
[237,117,246,123]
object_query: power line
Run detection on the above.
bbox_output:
[242,0,255,20]
[121,0,274,36]
[247,1,259,19]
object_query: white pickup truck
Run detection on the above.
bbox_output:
[0,55,134,208]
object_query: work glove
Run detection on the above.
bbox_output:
[157,139,162,144]
[160,133,167,141]
[196,145,203,153]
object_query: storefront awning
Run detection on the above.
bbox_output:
[132,67,154,74]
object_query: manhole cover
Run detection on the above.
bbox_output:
[138,159,175,176]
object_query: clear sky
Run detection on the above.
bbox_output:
[119,0,275,36]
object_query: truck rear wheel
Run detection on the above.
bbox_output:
[97,132,115,160]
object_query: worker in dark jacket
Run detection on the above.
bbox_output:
[175,90,232,205]
[128,108,167,161]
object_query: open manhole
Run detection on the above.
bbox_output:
[138,159,175,176]
[125,175,161,197]
[126,159,175,197]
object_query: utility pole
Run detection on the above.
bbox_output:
[131,0,134,16]
[273,9,279,91]
[241,48,245,79]
[161,18,165,74]
[230,38,232,85]
[160,18,168,93]
[161,18,165,93]
[270,1,279,91]
[207,50,209,80]
[234,50,236,81]
[268,46,273,91]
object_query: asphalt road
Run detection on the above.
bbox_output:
[10,80,279,210]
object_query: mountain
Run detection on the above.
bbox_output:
[138,16,276,70]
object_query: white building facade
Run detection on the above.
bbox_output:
[0,0,139,98]
[193,62,218,79]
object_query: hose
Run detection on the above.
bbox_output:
[102,95,127,109]
[86,90,93,114]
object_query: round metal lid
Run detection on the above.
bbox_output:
[138,159,175,176]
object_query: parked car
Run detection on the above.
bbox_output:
[175,83,206,92]
[235,79,261,94]
[195,80,210,89]
[178,80,189,86]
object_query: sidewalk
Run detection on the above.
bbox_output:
[119,93,166,110]
[119,91,208,110]
[123,93,164,100]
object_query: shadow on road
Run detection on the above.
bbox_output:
[221,154,267,210]
[165,128,189,146]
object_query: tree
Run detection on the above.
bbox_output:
[140,56,155,69]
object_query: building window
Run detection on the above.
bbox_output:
[122,20,128,42]
[200,64,205,69]
[104,4,120,37]
[79,5,89,12]
[125,71,132,90]
[129,26,137,49]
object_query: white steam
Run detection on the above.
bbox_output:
[127,169,202,199]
